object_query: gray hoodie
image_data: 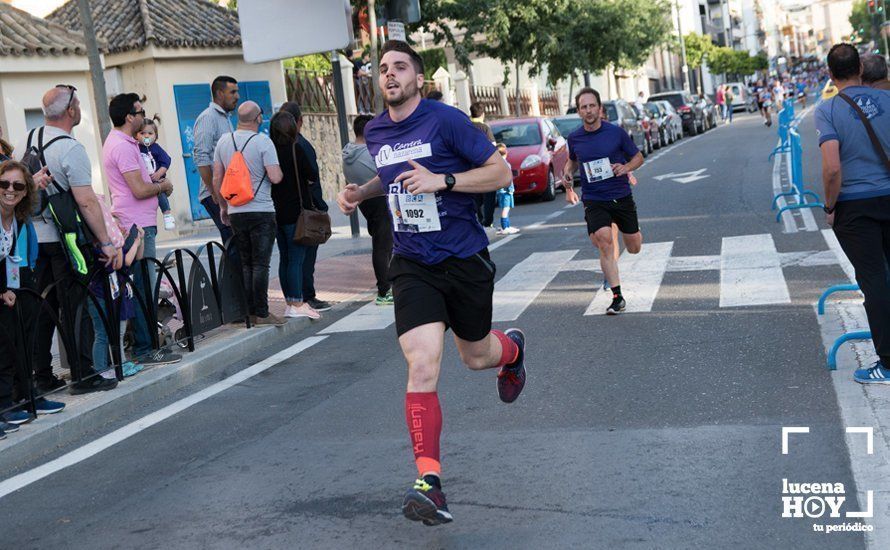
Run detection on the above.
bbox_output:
[342,142,378,185]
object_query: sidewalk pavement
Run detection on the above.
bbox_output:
[0,209,380,472]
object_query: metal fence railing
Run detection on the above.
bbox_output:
[539,90,560,116]
[469,85,504,119]
[285,69,337,113]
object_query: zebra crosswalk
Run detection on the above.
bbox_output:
[320,231,848,334]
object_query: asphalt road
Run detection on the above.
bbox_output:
[0,109,865,549]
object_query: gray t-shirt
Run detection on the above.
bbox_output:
[815,86,890,201]
[193,102,234,201]
[213,130,279,214]
[14,126,93,243]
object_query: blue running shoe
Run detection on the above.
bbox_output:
[1,410,31,425]
[497,329,526,403]
[0,421,19,433]
[854,361,890,385]
[35,398,65,415]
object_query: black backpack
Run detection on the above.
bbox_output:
[22,127,95,278]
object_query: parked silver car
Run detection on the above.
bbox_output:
[653,100,683,143]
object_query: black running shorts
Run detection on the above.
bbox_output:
[389,249,496,342]
[583,194,640,235]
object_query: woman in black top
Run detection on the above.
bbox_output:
[269,111,320,320]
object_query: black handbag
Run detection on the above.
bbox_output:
[291,143,332,246]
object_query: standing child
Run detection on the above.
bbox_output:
[138,119,176,230]
[495,143,519,235]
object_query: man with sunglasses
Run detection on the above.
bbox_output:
[13,85,121,394]
[104,93,180,367]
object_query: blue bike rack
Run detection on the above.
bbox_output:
[817,283,861,315]
[827,331,872,371]
[817,282,873,370]
[767,102,794,161]
[773,128,824,221]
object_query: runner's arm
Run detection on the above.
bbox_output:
[395,152,511,195]
[337,176,384,215]
[563,158,578,184]
[820,140,842,210]
[612,152,644,178]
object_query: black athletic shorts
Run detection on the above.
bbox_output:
[583,194,640,235]
[389,249,496,342]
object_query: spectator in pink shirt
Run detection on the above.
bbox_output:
[102,93,180,367]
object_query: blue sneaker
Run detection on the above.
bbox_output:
[853,361,890,385]
[0,421,19,433]
[1,410,32,425]
[35,398,65,415]
[122,361,144,377]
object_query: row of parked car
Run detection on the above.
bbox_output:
[489,89,727,201]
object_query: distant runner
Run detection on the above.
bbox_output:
[337,41,527,526]
[563,87,645,314]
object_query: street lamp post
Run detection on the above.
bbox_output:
[675,0,690,92]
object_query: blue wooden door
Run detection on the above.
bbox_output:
[230,81,273,135]
[173,84,213,221]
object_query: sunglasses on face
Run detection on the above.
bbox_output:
[0,180,26,192]
[56,84,77,110]
[130,109,146,117]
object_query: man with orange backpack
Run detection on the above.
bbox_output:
[212,101,285,326]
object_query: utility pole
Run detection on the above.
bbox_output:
[368,0,384,113]
[331,50,361,238]
[76,0,110,141]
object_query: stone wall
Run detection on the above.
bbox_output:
[300,114,357,201]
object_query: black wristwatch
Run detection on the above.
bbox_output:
[444,173,456,191]
[823,205,835,214]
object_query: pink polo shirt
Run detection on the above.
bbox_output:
[103,129,157,229]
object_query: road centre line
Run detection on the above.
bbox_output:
[0,337,328,500]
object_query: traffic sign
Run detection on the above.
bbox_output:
[387,21,407,42]
[238,0,353,63]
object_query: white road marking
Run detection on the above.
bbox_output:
[320,301,395,334]
[493,250,578,322]
[822,228,856,283]
[719,233,791,307]
[773,149,799,233]
[566,249,840,274]
[0,336,328,500]
[652,168,709,184]
[584,241,674,315]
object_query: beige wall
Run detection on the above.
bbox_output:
[300,114,359,202]
[0,65,105,194]
[106,51,286,239]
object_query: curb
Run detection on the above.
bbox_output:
[0,299,359,474]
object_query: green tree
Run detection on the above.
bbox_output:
[415,0,570,114]
[418,47,448,80]
[849,0,874,44]
[283,54,332,73]
[706,46,736,77]
[682,32,713,93]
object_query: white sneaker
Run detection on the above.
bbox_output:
[505,227,520,234]
[163,213,176,230]
[286,303,321,320]
[496,228,506,235]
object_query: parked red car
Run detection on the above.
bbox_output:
[489,117,569,201]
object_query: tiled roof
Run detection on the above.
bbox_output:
[0,3,88,57]
[47,0,241,55]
